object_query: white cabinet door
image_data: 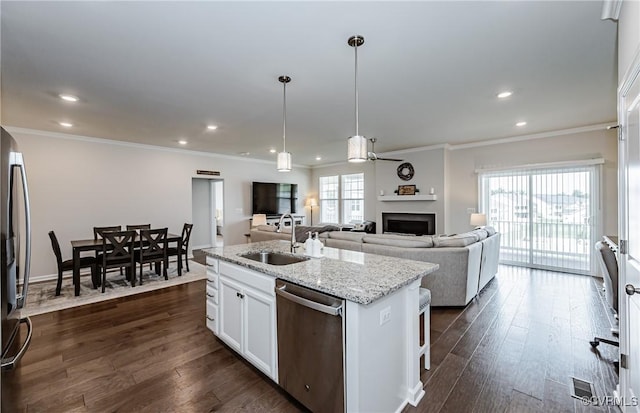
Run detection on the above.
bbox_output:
[218,276,243,353]
[243,287,277,380]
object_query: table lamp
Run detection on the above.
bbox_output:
[470,213,487,228]
[252,214,267,227]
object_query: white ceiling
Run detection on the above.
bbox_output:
[1,1,617,166]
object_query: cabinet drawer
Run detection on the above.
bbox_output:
[206,301,218,334]
[207,273,219,289]
[206,284,218,304]
[220,261,275,295]
[206,256,219,273]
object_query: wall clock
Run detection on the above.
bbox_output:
[397,162,414,181]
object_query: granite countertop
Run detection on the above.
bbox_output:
[202,240,438,305]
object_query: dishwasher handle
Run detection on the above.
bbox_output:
[276,284,343,316]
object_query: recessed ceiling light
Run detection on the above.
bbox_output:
[207,125,218,130]
[59,94,79,102]
[59,122,73,127]
[516,121,527,127]
[316,156,322,161]
[178,140,188,145]
[497,91,513,99]
[269,148,277,153]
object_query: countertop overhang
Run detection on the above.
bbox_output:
[202,240,439,305]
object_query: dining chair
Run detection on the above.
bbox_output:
[49,231,98,295]
[96,230,136,292]
[94,226,124,274]
[127,224,152,270]
[93,225,122,240]
[167,223,193,274]
[126,224,151,232]
[136,228,168,285]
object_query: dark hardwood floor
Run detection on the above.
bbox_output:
[7,265,618,412]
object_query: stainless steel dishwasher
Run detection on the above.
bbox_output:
[275,280,345,413]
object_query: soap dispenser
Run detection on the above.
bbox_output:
[304,232,314,256]
[313,232,323,257]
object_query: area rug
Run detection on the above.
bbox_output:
[19,260,207,317]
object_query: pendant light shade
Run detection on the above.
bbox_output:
[277,75,292,172]
[277,151,292,171]
[347,35,369,163]
[347,135,368,163]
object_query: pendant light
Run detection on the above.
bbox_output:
[347,35,368,163]
[277,75,292,172]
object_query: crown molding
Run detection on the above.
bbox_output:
[601,0,622,21]
[448,123,615,151]
[5,126,310,169]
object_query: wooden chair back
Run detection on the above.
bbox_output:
[139,228,168,261]
[94,225,122,240]
[101,230,136,269]
[181,223,194,250]
[48,231,64,269]
[126,224,151,232]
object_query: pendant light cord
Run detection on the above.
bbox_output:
[283,80,287,152]
[354,41,359,136]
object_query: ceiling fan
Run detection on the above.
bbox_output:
[367,138,403,162]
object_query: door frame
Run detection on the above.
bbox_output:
[190,177,224,249]
[618,44,640,410]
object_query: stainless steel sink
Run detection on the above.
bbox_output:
[240,251,309,266]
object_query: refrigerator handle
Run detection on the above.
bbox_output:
[1,317,33,371]
[12,152,31,309]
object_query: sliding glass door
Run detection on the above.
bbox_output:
[480,164,600,275]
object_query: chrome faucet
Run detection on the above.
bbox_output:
[277,213,299,252]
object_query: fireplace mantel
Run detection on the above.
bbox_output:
[377,195,437,201]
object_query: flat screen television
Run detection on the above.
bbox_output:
[252,182,298,215]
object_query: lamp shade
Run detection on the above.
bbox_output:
[277,151,291,172]
[470,213,487,227]
[306,197,318,208]
[252,214,267,227]
[347,135,368,163]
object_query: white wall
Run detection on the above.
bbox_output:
[446,129,618,235]
[12,128,310,278]
[619,0,640,81]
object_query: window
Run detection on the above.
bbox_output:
[319,176,339,224]
[479,163,600,275]
[319,173,364,224]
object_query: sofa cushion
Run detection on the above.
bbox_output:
[362,234,434,248]
[469,228,488,241]
[433,233,478,247]
[256,225,277,232]
[328,231,367,242]
[484,226,497,236]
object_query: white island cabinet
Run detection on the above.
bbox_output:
[211,259,277,381]
[203,241,438,413]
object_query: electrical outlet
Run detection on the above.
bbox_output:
[380,307,391,325]
[467,208,476,214]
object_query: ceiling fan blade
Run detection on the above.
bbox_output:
[376,156,403,162]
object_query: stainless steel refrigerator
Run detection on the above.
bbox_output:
[1,127,32,411]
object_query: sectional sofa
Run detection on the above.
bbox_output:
[250,225,501,307]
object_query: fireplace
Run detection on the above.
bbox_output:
[382,213,436,236]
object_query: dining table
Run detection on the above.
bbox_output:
[70,233,183,296]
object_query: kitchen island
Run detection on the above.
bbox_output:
[202,240,438,413]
